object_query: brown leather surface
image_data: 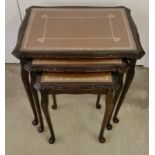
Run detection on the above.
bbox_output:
[32,58,122,65]
[20,8,136,52]
[41,72,112,83]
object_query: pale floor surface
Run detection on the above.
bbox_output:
[6,64,148,155]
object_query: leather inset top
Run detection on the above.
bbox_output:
[20,8,137,52]
[41,72,112,83]
[32,58,122,65]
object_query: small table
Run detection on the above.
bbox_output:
[12,6,145,126]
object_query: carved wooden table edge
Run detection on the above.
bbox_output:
[24,59,128,73]
[12,6,145,60]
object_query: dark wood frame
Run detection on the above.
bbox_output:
[25,59,127,131]
[25,59,127,73]
[24,62,58,132]
[34,73,119,144]
[12,6,145,136]
[12,6,145,59]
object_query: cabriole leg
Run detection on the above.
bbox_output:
[30,72,44,132]
[107,72,124,130]
[51,94,57,109]
[113,59,136,123]
[99,91,114,143]
[41,91,55,144]
[96,94,101,109]
[21,61,38,125]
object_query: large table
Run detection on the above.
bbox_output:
[12,6,145,127]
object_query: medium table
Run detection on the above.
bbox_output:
[12,6,145,127]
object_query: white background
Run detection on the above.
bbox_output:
[5,0,149,67]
